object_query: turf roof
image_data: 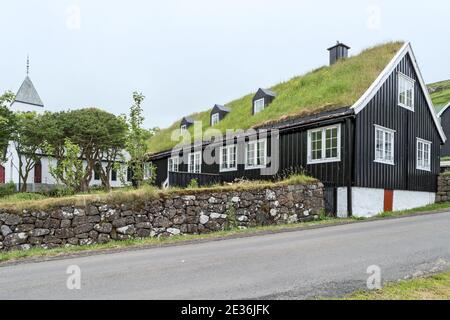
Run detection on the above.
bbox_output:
[428,79,450,112]
[148,41,404,154]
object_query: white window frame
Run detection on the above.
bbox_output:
[307,124,341,164]
[245,139,267,169]
[188,151,202,173]
[211,113,220,126]
[219,145,237,172]
[398,72,415,111]
[168,156,180,174]
[253,98,265,114]
[374,125,395,165]
[180,124,187,134]
[416,138,431,172]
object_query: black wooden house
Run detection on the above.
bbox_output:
[149,42,446,218]
[437,102,450,157]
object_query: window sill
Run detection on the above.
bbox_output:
[307,158,341,165]
[398,103,414,112]
[416,166,431,172]
[374,159,395,166]
[220,167,237,173]
[245,165,266,170]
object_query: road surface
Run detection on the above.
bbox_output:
[1,212,449,299]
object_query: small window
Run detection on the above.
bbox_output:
[417,138,431,171]
[180,124,187,134]
[307,125,341,164]
[211,113,220,126]
[168,157,179,173]
[374,125,395,165]
[245,139,266,169]
[111,168,117,181]
[398,73,415,110]
[188,152,201,173]
[94,163,101,181]
[220,145,237,172]
[253,98,265,114]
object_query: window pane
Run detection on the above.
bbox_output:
[311,131,322,160]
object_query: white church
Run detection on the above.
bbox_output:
[0,63,131,192]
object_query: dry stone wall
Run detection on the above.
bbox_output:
[0,182,324,252]
[436,174,450,202]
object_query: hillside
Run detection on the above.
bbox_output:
[428,79,450,110]
[148,41,404,154]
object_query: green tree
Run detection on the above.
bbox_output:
[125,92,152,188]
[13,112,46,192]
[0,91,16,163]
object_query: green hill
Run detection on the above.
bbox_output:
[428,79,450,111]
[148,41,404,154]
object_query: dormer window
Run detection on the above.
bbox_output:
[180,124,187,134]
[211,113,220,126]
[398,73,415,111]
[253,98,265,114]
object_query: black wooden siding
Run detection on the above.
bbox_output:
[439,107,450,157]
[354,54,441,192]
[210,105,229,125]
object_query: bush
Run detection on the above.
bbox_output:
[43,187,75,198]
[187,179,199,189]
[0,182,16,198]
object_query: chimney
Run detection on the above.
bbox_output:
[327,41,350,65]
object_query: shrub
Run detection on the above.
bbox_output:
[187,179,199,189]
[0,182,16,198]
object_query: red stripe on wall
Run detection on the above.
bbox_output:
[384,189,393,212]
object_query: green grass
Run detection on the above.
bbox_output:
[0,193,48,203]
[429,79,450,108]
[148,42,404,154]
[343,269,450,300]
[375,201,450,218]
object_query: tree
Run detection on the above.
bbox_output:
[13,112,46,192]
[0,91,16,163]
[125,92,151,188]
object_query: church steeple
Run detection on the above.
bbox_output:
[11,56,44,110]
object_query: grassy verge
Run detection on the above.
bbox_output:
[1,201,449,265]
[343,269,450,300]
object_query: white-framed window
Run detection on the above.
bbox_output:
[374,125,395,165]
[168,156,179,173]
[416,138,431,171]
[398,73,415,111]
[307,124,341,164]
[245,139,266,169]
[188,151,201,173]
[219,145,237,172]
[180,124,187,134]
[253,98,265,114]
[211,113,220,126]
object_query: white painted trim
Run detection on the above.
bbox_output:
[307,124,341,165]
[351,42,446,143]
[244,138,267,170]
[187,151,202,173]
[374,124,395,165]
[167,156,180,176]
[211,113,220,126]
[253,98,265,114]
[180,124,187,134]
[219,145,238,172]
[437,102,450,118]
[397,73,415,111]
[416,138,431,172]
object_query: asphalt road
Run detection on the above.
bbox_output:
[1,212,449,300]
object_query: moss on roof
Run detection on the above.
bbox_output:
[429,79,450,110]
[148,41,404,154]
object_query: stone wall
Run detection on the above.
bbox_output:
[0,182,324,252]
[436,173,450,202]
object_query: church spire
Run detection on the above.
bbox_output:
[26,55,30,76]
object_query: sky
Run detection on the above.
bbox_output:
[1,0,450,129]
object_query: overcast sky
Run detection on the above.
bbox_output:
[1,0,450,129]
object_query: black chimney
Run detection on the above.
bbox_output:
[327,41,350,65]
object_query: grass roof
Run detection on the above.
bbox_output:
[148,41,404,154]
[428,79,450,111]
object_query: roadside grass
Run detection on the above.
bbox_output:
[148,42,403,154]
[2,201,450,264]
[343,269,450,300]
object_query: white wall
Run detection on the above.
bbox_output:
[393,190,435,211]
[337,187,436,218]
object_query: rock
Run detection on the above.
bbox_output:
[182,195,196,201]
[231,196,240,203]
[79,238,93,246]
[74,223,94,234]
[136,229,151,238]
[54,228,75,239]
[288,214,298,223]
[31,229,50,237]
[270,209,278,217]
[116,225,136,235]
[3,214,21,225]
[266,190,276,201]
[199,214,209,224]
[112,218,128,228]
[61,219,71,228]
[87,205,99,216]
[94,223,113,233]
[237,215,248,222]
[167,228,181,235]
[73,208,85,216]
[153,216,171,228]
[4,232,28,246]
[60,210,74,219]
[1,225,12,237]
[97,234,110,244]
[135,222,152,229]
